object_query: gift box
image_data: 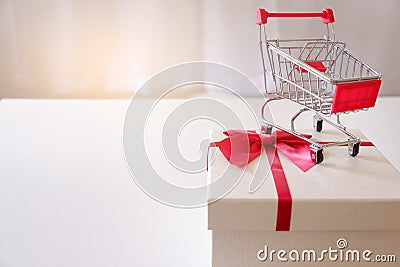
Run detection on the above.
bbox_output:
[207,129,400,266]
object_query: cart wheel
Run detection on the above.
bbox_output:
[313,116,323,132]
[348,142,360,157]
[261,125,273,135]
[315,119,323,132]
[310,148,324,164]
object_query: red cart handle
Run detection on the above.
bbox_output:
[256,8,335,25]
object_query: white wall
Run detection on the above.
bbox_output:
[0,0,202,97]
[202,0,400,96]
[0,0,398,97]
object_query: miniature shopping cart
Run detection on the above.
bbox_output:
[256,8,382,163]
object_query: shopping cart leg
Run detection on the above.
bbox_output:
[261,97,284,134]
[290,108,310,133]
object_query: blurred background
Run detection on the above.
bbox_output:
[0,0,399,98]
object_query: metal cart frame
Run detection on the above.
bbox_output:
[256,8,382,163]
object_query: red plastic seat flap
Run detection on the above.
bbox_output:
[331,79,381,114]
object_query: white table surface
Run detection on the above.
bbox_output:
[0,97,399,267]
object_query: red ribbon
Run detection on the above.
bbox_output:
[210,130,315,231]
[210,130,316,171]
[210,130,374,231]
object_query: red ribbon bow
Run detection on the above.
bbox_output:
[211,129,316,172]
[210,130,315,231]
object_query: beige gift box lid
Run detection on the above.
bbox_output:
[207,129,400,231]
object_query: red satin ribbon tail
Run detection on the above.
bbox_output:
[318,141,374,147]
[265,146,292,231]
